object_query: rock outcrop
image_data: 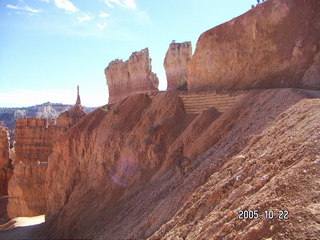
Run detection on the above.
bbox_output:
[0,127,12,223]
[105,48,159,103]
[188,0,320,91]
[45,92,192,237]
[0,102,95,147]
[56,86,86,131]
[164,41,192,90]
[43,88,320,240]
[13,118,56,165]
[7,87,87,218]
[7,118,57,218]
[0,127,10,178]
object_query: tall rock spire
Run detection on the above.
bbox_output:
[76,85,81,105]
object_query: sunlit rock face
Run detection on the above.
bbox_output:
[164,41,192,90]
[188,0,320,91]
[105,48,159,103]
[7,117,57,218]
[7,88,87,219]
[0,127,12,223]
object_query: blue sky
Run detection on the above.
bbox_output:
[0,0,257,107]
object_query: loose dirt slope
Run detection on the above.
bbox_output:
[40,88,320,239]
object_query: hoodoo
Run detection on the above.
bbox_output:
[164,41,192,90]
[7,87,87,218]
[56,86,86,130]
[105,48,159,103]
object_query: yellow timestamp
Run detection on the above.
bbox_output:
[238,210,289,220]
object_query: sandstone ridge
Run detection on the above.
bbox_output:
[42,89,320,240]
[105,48,159,103]
[188,0,320,91]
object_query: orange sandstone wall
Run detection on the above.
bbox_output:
[13,118,57,165]
[188,0,320,91]
[105,48,159,103]
[7,118,57,218]
[0,127,12,223]
[7,105,86,218]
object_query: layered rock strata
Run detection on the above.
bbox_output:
[105,48,159,103]
[0,127,12,223]
[7,118,57,218]
[44,89,320,240]
[164,41,192,90]
[7,88,87,218]
[188,0,320,91]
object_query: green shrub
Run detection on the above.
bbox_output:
[176,75,187,90]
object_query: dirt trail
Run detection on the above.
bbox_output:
[0,215,45,239]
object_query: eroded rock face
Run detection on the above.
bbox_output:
[8,97,86,218]
[13,118,57,165]
[45,92,193,237]
[56,105,86,131]
[7,118,57,218]
[7,162,47,218]
[105,48,159,103]
[43,89,320,240]
[0,127,13,197]
[164,42,192,90]
[0,127,12,223]
[0,127,10,170]
[188,0,320,91]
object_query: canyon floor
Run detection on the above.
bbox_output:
[1,88,319,239]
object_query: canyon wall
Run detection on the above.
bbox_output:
[105,48,159,103]
[44,88,320,240]
[28,0,320,239]
[0,127,12,223]
[188,0,320,91]
[45,92,193,237]
[7,98,86,218]
[164,42,192,90]
[7,118,57,218]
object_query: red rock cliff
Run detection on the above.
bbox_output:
[7,89,87,218]
[13,118,56,165]
[7,118,57,218]
[0,127,10,174]
[0,127,12,223]
[164,41,192,90]
[105,48,159,103]
[43,89,320,240]
[188,0,320,91]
